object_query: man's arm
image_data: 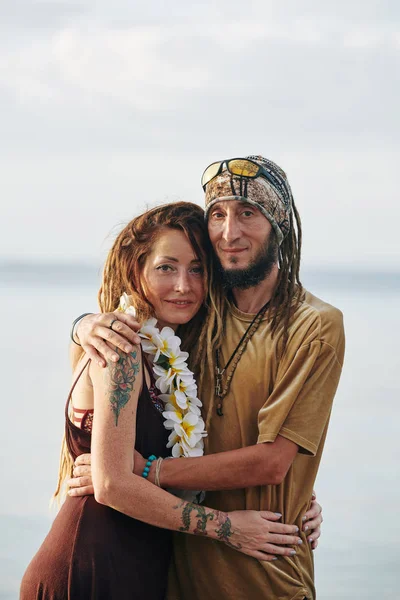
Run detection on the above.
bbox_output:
[153,435,298,490]
[74,312,142,367]
[70,436,297,492]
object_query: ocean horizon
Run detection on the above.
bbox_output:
[2,259,399,290]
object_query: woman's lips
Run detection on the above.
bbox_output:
[164,300,193,306]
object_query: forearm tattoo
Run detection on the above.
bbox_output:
[177,502,215,535]
[174,502,241,550]
[106,349,140,426]
[214,511,241,549]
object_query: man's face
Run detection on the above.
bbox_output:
[207,200,278,289]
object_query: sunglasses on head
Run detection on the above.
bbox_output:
[201,157,290,206]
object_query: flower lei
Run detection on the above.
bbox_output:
[118,293,207,458]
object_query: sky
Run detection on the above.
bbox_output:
[1,0,399,269]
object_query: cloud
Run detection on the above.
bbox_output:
[0,0,88,30]
[0,16,398,153]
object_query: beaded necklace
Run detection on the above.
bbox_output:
[215,300,270,416]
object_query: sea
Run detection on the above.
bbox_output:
[0,262,399,599]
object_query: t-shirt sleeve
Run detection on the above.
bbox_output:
[257,340,343,455]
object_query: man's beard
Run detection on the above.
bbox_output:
[217,233,279,291]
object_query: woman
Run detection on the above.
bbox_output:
[20,202,304,600]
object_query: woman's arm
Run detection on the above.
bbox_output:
[88,346,301,562]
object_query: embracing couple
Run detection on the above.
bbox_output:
[21,155,345,600]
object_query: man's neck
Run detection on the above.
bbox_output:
[231,265,279,314]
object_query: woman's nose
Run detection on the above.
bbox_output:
[175,271,191,293]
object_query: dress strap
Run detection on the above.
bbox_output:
[142,352,155,385]
[65,358,91,420]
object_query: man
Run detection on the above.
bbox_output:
[71,156,344,599]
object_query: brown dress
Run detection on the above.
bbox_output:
[20,359,172,600]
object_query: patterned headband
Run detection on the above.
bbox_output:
[204,155,293,245]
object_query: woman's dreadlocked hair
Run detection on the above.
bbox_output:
[53,201,212,504]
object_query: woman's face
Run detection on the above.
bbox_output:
[141,229,206,329]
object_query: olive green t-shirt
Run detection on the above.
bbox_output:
[168,290,345,600]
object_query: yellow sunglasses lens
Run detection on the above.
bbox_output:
[228,159,259,178]
[201,162,222,188]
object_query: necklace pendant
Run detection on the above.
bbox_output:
[215,370,223,397]
[216,403,223,416]
[215,364,225,396]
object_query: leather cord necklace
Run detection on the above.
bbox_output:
[215,300,270,416]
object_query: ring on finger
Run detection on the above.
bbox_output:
[109,318,119,331]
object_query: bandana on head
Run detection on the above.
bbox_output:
[204,155,293,245]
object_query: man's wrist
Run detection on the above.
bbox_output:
[155,456,175,488]
[70,313,93,346]
[148,459,157,485]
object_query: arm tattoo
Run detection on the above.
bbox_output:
[214,511,241,550]
[106,349,140,426]
[176,501,215,535]
[173,502,241,549]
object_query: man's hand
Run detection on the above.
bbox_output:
[76,312,142,367]
[302,491,323,550]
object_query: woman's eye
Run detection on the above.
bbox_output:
[242,210,254,217]
[156,265,173,272]
[191,267,203,275]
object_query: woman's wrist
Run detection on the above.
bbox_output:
[141,455,157,479]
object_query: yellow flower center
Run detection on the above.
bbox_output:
[182,421,195,436]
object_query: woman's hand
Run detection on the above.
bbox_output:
[302,491,323,550]
[225,510,302,562]
[68,451,147,496]
[75,312,142,367]
[68,454,94,496]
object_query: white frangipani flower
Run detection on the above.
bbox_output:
[153,366,176,394]
[159,327,182,354]
[159,391,190,411]
[139,320,163,357]
[174,390,189,410]
[180,437,205,457]
[176,372,197,395]
[162,408,183,429]
[187,400,201,416]
[119,293,137,316]
[153,363,193,394]
[174,413,206,448]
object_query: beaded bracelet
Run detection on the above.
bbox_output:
[142,455,157,479]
